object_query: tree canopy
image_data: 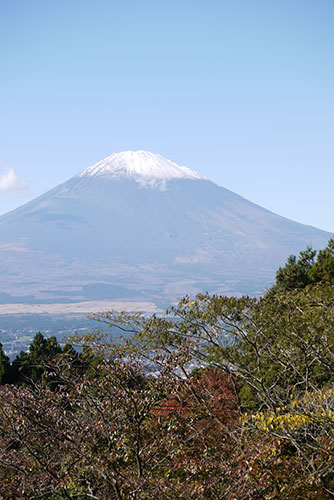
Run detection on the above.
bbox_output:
[0,240,333,498]
[274,237,334,291]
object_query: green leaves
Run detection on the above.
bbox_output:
[0,343,10,384]
[275,238,334,291]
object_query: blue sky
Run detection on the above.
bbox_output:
[1,0,333,232]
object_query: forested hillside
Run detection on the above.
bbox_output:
[0,241,333,499]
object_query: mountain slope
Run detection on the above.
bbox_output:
[0,151,330,304]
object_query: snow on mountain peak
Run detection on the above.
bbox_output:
[78,151,205,188]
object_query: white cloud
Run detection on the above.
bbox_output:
[0,168,29,196]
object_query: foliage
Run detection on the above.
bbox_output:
[0,240,334,498]
[0,343,10,384]
[10,332,86,385]
[0,351,242,499]
[274,237,334,291]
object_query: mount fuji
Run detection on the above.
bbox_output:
[0,151,331,308]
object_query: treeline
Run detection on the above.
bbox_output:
[0,240,333,499]
[0,332,94,386]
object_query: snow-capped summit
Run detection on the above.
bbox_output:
[78,151,205,188]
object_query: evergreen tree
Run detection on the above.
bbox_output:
[275,246,316,290]
[12,332,62,384]
[0,343,10,384]
[274,238,334,292]
[309,237,334,283]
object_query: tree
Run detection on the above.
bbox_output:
[11,333,68,385]
[309,237,334,283]
[97,243,334,495]
[275,246,316,290]
[0,350,240,499]
[274,237,334,291]
[0,241,333,498]
[0,343,10,384]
